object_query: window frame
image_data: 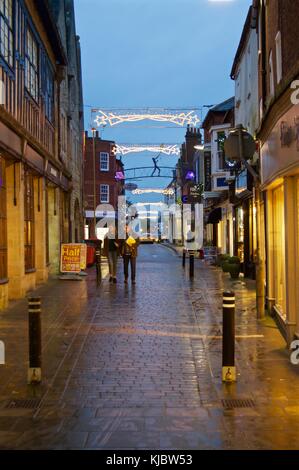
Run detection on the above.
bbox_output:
[41,52,54,122]
[216,131,226,171]
[0,0,14,70]
[275,31,282,84]
[100,184,109,203]
[269,50,275,97]
[25,26,39,103]
[24,169,35,272]
[100,152,109,172]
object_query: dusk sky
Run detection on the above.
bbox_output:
[74,0,251,203]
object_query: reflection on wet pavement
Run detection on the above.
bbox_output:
[0,244,299,449]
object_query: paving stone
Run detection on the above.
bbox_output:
[0,244,299,449]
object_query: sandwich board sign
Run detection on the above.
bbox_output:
[60,244,86,273]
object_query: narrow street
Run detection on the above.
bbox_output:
[0,245,298,450]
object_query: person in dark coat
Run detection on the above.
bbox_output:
[103,225,119,283]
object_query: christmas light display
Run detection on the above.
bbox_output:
[114,144,180,156]
[132,188,174,195]
[93,109,200,128]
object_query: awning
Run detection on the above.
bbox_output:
[207,207,222,224]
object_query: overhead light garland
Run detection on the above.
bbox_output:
[132,188,174,195]
[114,144,180,156]
[93,109,200,128]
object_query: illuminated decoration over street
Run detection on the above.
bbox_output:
[92,108,200,128]
[115,171,125,181]
[132,188,174,195]
[114,144,180,156]
[185,170,195,181]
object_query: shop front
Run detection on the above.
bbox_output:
[261,103,299,343]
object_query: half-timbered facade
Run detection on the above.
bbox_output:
[0,0,83,310]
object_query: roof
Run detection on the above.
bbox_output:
[209,97,235,113]
[202,97,235,129]
[34,0,67,65]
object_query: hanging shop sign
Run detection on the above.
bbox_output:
[60,243,86,273]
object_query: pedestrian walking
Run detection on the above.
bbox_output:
[121,225,140,284]
[103,225,119,283]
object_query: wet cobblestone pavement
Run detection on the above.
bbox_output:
[0,244,299,449]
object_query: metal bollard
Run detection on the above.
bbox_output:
[189,251,194,279]
[222,291,236,383]
[95,243,102,285]
[28,297,42,384]
[182,249,186,268]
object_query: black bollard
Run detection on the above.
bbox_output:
[28,297,42,384]
[189,251,194,279]
[95,241,102,285]
[182,249,186,268]
[222,291,236,383]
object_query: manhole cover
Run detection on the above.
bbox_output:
[5,399,41,410]
[222,398,255,409]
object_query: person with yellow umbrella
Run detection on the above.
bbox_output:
[121,225,140,284]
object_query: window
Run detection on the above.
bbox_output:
[216,131,226,170]
[0,156,7,280]
[45,184,49,265]
[100,184,109,203]
[25,28,39,101]
[275,31,282,84]
[0,0,13,68]
[24,170,35,271]
[41,54,54,121]
[60,112,67,154]
[272,185,285,315]
[100,152,109,171]
[269,50,275,97]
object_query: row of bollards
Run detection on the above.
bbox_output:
[26,291,236,385]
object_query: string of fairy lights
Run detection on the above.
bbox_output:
[91,107,201,196]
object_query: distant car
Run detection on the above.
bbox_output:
[140,232,158,243]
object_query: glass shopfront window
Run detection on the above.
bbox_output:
[24,170,35,271]
[235,206,244,263]
[0,156,7,281]
[272,185,286,315]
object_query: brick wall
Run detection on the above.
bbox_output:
[84,133,120,210]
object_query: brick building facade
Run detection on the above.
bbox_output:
[83,131,125,238]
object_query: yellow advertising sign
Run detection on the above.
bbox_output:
[60,244,86,273]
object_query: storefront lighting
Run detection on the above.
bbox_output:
[185,170,195,181]
[115,171,125,181]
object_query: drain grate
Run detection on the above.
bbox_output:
[5,398,41,410]
[222,398,255,409]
